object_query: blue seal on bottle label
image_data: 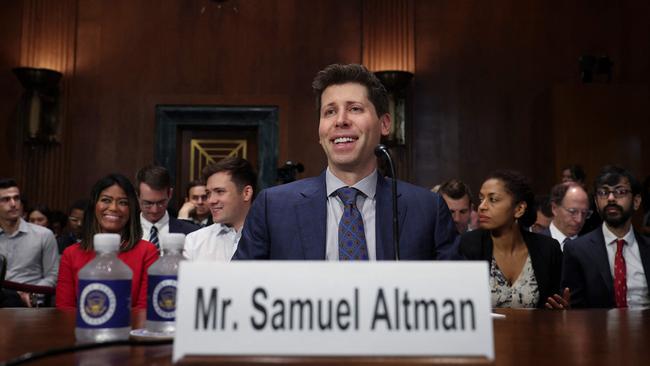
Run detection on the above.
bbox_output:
[147,275,178,321]
[77,279,131,329]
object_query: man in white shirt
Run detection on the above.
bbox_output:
[136,165,199,254]
[544,182,591,250]
[183,157,256,261]
[562,165,650,308]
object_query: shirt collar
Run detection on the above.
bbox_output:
[140,211,170,229]
[602,222,635,247]
[0,218,29,237]
[549,221,576,242]
[213,222,237,235]
[325,167,377,199]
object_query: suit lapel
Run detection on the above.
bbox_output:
[375,176,405,260]
[635,232,650,286]
[587,229,614,295]
[295,174,327,259]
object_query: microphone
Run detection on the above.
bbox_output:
[374,144,400,261]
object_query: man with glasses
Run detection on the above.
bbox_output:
[542,182,591,250]
[562,165,649,308]
[135,165,199,254]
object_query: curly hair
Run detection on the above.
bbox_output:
[485,170,536,227]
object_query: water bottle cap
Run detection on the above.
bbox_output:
[93,233,121,253]
[161,233,185,250]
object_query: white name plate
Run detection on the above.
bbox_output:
[173,261,493,362]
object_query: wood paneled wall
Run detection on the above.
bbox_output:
[0,0,648,211]
[412,0,649,195]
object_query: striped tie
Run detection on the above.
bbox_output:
[149,225,160,250]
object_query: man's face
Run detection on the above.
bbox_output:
[595,178,642,228]
[0,187,22,222]
[551,186,590,237]
[442,194,471,234]
[206,172,252,228]
[68,208,84,237]
[138,183,171,223]
[188,185,210,216]
[318,83,390,177]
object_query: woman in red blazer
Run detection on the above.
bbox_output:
[56,174,158,310]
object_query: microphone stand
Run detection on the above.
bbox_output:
[375,144,400,261]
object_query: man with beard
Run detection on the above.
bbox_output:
[561,166,650,308]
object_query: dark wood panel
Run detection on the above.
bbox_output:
[413,0,649,196]
[65,0,362,198]
[1,0,648,209]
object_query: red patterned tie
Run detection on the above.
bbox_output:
[614,239,627,308]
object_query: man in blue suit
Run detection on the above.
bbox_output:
[136,165,199,254]
[234,64,456,260]
[562,165,650,308]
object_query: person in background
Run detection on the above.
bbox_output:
[56,174,158,310]
[439,178,474,234]
[48,210,68,240]
[178,180,212,228]
[0,179,59,307]
[184,157,256,261]
[135,165,199,254]
[57,199,88,254]
[561,164,586,184]
[457,170,565,309]
[542,182,591,250]
[562,165,649,309]
[27,205,51,229]
[530,195,553,234]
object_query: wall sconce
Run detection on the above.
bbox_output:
[13,67,62,145]
[375,70,414,146]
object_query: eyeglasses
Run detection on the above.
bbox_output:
[596,187,631,199]
[560,206,593,219]
[140,199,169,209]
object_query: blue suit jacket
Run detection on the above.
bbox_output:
[233,172,457,260]
[169,217,200,235]
[561,227,650,308]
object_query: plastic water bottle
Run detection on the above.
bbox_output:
[75,233,132,342]
[145,233,185,333]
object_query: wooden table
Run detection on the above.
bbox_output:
[1,308,649,365]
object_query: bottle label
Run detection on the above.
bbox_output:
[147,275,178,321]
[77,279,131,329]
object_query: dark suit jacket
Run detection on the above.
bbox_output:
[458,229,563,308]
[561,228,650,308]
[168,217,200,235]
[233,172,457,260]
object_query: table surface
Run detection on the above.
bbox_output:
[1,308,649,365]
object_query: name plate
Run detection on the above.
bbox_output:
[173,261,493,362]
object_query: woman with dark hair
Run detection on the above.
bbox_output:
[458,170,565,309]
[27,205,52,229]
[56,174,159,310]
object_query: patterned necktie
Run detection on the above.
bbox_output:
[336,187,368,260]
[149,225,160,250]
[614,239,627,308]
